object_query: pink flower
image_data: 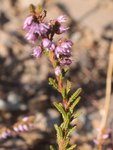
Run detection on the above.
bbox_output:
[31,23,49,37]
[31,23,40,34]
[42,38,51,48]
[55,66,61,76]
[25,30,37,42]
[60,58,72,66]
[23,16,33,30]
[0,129,11,140]
[22,117,29,122]
[55,46,63,58]
[57,15,67,23]
[39,23,49,36]
[42,38,56,51]
[57,26,69,34]
[32,46,42,58]
[61,40,73,48]
[93,139,99,145]
[102,133,109,139]
[25,22,49,42]
[55,40,73,58]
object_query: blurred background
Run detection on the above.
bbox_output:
[0,0,113,149]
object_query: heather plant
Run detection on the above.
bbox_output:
[22,4,82,150]
[0,3,112,150]
[0,4,82,150]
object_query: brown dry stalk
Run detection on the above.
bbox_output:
[98,41,113,149]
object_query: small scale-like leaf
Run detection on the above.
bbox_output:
[66,80,72,94]
[48,78,58,91]
[67,144,76,150]
[64,117,69,130]
[69,88,82,103]
[54,102,67,121]
[36,4,43,14]
[54,124,63,141]
[67,126,76,137]
[64,137,70,148]
[29,4,35,12]
[62,88,67,98]
[70,96,81,114]
[73,111,81,119]
[60,122,64,128]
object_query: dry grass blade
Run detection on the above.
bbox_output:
[98,41,113,150]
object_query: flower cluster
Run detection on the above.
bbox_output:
[23,16,49,41]
[0,127,11,140]
[55,39,73,66]
[23,5,82,150]
[0,116,35,140]
[23,5,73,76]
[13,116,35,133]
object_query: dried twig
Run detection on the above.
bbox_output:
[98,41,113,150]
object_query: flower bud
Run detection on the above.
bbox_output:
[23,16,33,30]
[42,38,56,51]
[32,46,42,58]
[60,58,72,66]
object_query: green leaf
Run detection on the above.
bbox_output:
[67,112,71,119]
[54,102,67,121]
[67,126,76,137]
[62,80,72,98]
[66,80,72,94]
[62,88,67,98]
[54,124,63,141]
[70,96,81,113]
[67,144,76,150]
[48,78,58,91]
[60,112,70,130]
[36,4,43,14]
[64,137,69,148]
[73,111,81,119]
[64,117,70,130]
[69,88,82,104]
[29,4,35,12]
[49,145,55,150]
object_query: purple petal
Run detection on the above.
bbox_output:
[39,23,49,35]
[22,117,29,122]
[32,46,42,58]
[60,58,72,66]
[55,66,61,76]
[57,26,69,34]
[23,16,33,30]
[61,40,73,48]
[57,15,67,23]
[93,139,99,145]
[55,46,63,58]
[22,125,29,131]
[18,125,24,132]
[13,127,19,132]
[31,23,41,35]
[25,31,37,42]
[50,42,56,51]
[102,134,109,139]
[42,38,51,48]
